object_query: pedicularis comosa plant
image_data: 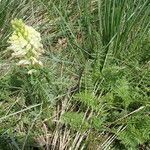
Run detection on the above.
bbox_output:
[8,18,44,74]
[7,19,51,105]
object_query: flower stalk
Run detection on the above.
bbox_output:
[8,18,44,74]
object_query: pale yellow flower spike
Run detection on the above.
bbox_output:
[8,18,44,74]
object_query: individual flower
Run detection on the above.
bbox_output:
[8,18,44,74]
[27,69,37,75]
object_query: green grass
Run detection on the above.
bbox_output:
[0,0,150,149]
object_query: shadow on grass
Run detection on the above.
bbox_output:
[0,134,43,150]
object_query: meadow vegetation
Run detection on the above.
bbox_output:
[0,0,150,149]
